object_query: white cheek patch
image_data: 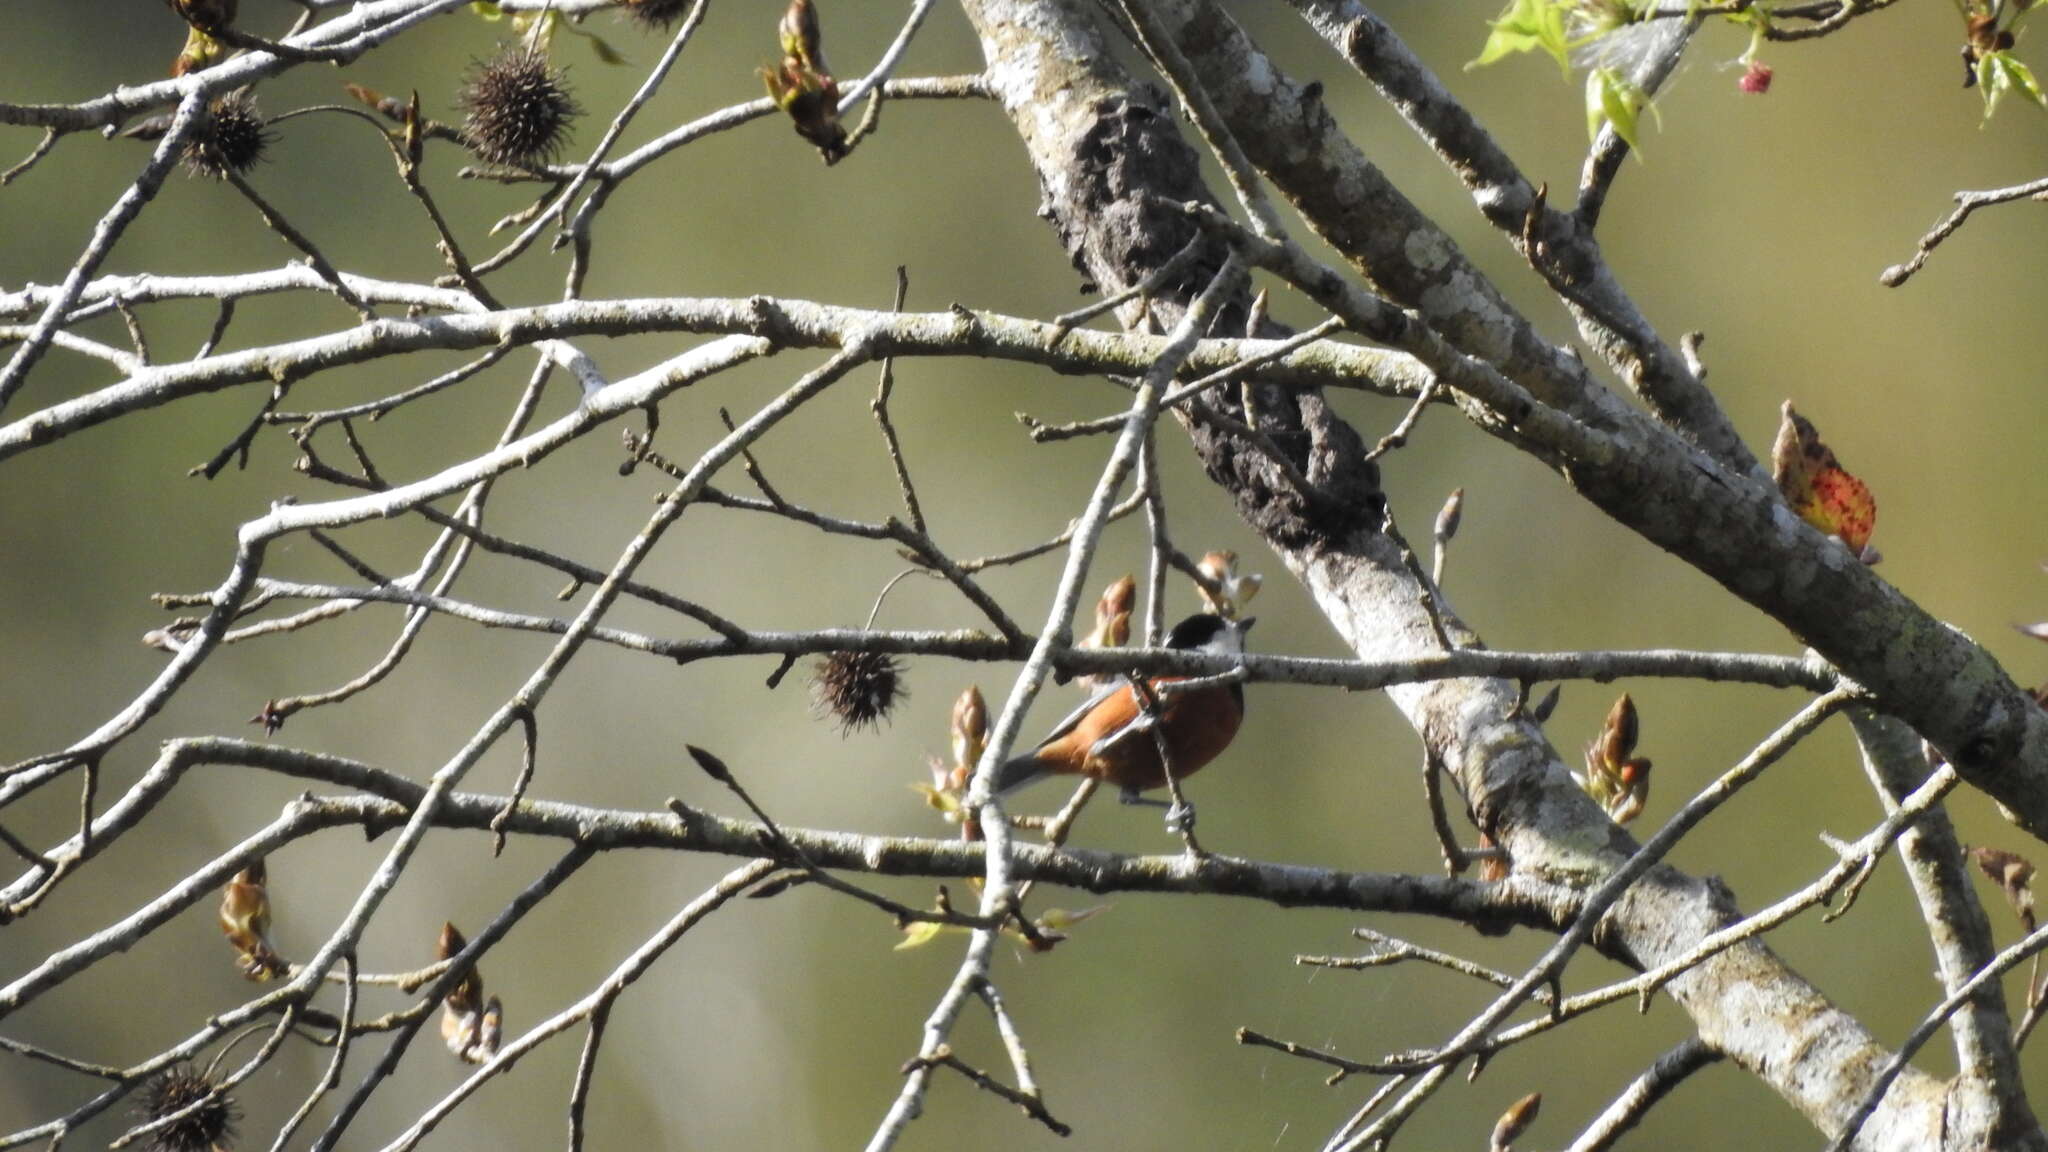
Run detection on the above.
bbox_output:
[1201,631,1247,657]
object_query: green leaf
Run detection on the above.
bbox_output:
[894,921,949,951]
[1470,0,1573,76]
[469,1,503,18]
[1980,51,2047,121]
[1036,905,1110,931]
[2007,55,2046,105]
[1724,4,1771,60]
[1587,67,1645,151]
[565,23,630,66]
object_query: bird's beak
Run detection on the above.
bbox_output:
[1236,617,1256,633]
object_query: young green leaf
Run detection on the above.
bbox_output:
[1979,51,2047,121]
[1471,0,1573,76]
[565,22,630,66]
[894,920,951,951]
[1588,67,1645,150]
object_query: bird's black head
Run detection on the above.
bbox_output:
[1165,613,1254,653]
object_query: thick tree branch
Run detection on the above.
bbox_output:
[1158,2,2048,853]
[1264,0,1756,474]
[955,2,2022,1146]
[0,295,1426,461]
[1850,708,2035,1145]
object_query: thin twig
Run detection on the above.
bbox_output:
[1420,750,1469,874]
[1046,233,1206,344]
[1238,1028,1391,1085]
[1882,174,2048,287]
[1301,928,1555,1007]
[871,266,927,534]
[1379,501,1454,651]
[899,1045,1072,1137]
[312,846,597,1150]
[0,128,57,185]
[869,254,1249,1152]
[222,170,376,322]
[1826,914,2048,1152]
[1562,1038,1721,1152]
[1365,379,1443,462]
[380,859,777,1152]
[268,954,360,1152]
[565,1007,609,1152]
[489,707,539,857]
[0,90,206,414]
[1138,430,1169,645]
[1331,689,1857,1150]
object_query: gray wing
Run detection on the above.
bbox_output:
[1087,712,1157,761]
[1030,681,1123,748]
[1029,681,1156,755]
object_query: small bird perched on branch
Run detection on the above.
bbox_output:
[994,613,1253,803]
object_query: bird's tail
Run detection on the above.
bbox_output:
[992,753,1051,796]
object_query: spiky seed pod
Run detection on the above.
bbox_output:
[166,0,237,32]
[459,49,579,167]
[619,0,691,29]
[810,650,905,735]
[182,93,270,180]
[138,1064,238,1152]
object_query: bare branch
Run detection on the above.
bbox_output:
[1563,1038,1723,1152]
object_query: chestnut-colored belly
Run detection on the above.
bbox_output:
[1083,683,1242,791]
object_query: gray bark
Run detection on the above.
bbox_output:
[958,1,2044,1147]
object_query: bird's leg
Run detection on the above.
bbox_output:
[1117,787,1171,809]
[1120,674,1205,854]
[1113,787,1196,835]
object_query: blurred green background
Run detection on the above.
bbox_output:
[5,1,2048,1148]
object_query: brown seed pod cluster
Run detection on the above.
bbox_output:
[183,92,270,180]
[137,1063,238,1152]
[619,0,692,29]
[459,48,580,167]
[165,0,237,32]
[436,922,505,1065]
[810,649,906,735]
[217,856,286,980]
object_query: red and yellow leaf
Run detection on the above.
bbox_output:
[1771,401,1876,556]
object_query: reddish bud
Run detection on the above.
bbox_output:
[1490,1092,1542,1152]
[219,859,286,980]
[1196,550,1262,619]
[1970,845,2038,932]
[949,685,988,772]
